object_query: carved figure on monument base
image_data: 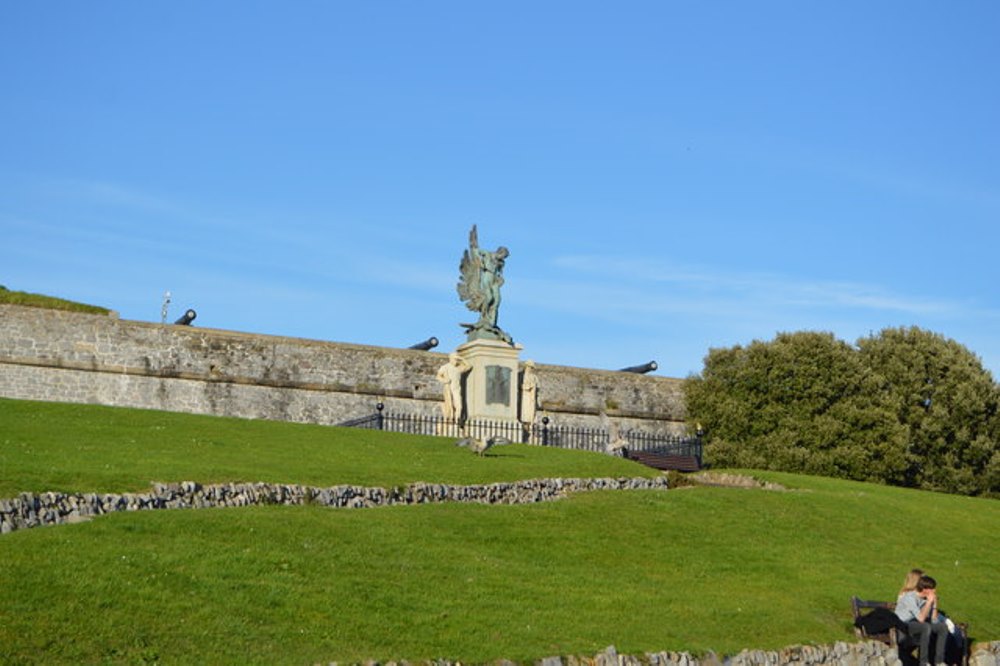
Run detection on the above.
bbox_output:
[519,360,539,436]
[436,352,472,423]
[601,410,629,457]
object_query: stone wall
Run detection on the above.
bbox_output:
[0,476,669,534]
[539,642,1000,666]
[0,304,686,433]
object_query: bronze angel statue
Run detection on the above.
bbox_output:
[457,225,513,344]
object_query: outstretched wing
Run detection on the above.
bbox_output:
[457,225,484,312]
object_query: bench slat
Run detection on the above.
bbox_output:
[625,451,700,472]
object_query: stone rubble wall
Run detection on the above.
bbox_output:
[0,304,686,434]
[323,641,1000,666]
[0,476,669,534]
[971,643,1000,666]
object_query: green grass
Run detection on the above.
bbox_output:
[0,399,655,497]
[0,285,111,314]
[1,398,998,664]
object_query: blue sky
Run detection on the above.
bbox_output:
[2,2,998,379]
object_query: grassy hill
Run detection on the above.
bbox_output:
[0,285,111,314]
[1,398,998,664]
[0,399,656,497]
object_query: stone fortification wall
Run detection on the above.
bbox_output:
[0,304,685,433]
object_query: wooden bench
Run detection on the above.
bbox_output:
[851,596,902,646]
[624,451,701,472]
[851,596,969,666]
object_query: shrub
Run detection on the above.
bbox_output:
[686,328,999,496]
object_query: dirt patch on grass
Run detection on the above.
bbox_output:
[688,471,789,491]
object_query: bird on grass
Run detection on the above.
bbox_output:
[454,435,512,456]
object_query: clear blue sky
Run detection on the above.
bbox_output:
[3,2,998,379]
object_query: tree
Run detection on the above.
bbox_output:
[686,327,1000,496]
[685,331,908,484]
[857,327,1000,496]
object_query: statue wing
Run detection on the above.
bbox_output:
[457,226,484,311]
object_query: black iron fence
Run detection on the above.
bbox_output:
[339,405,702,466]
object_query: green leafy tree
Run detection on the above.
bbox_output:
[685,331,908,484]
[686,327,1000,496]
[857,327,1000,496]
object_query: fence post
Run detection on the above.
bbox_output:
[541,416,549,446]
[376,402,385,430]
[695,426,704,468]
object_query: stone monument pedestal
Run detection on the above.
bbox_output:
[457,338,522,424]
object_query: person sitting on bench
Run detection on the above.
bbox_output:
[895,574,949,666]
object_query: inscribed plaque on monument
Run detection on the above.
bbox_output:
[485,365,511,405]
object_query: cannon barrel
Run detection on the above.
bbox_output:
[408,336,439,351]
[174,309,197,326]
[619,360,657,374]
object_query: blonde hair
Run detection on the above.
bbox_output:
[899,568,924,596]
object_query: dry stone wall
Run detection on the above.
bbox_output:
[0,304,686,433]
[321,640,1000,666]
[0,476,669,534]
[546,643,998,666]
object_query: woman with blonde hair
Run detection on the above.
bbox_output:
[898,568,924,599]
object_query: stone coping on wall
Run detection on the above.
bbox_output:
[0,352,426,399]
[0,476,670,534]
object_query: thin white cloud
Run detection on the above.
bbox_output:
[355,257,455,294]
[550,254,958,317]
[70,180,190,216]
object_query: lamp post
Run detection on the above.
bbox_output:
[160,291,171,324]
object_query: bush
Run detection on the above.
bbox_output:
[857,326,1000,496]
[685,328,999,496]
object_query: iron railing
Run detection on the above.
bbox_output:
[339,405,701,465]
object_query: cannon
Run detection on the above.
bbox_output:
[408,336,439,351]
[174,309,197,326]
[619,360,657,374]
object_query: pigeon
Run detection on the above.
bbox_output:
[455,435,512,456]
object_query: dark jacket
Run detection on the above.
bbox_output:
[855,607,908,636]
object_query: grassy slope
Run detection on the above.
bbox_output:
[0,286,110,314]
[0,399,656,496]
[1,399,998,664]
